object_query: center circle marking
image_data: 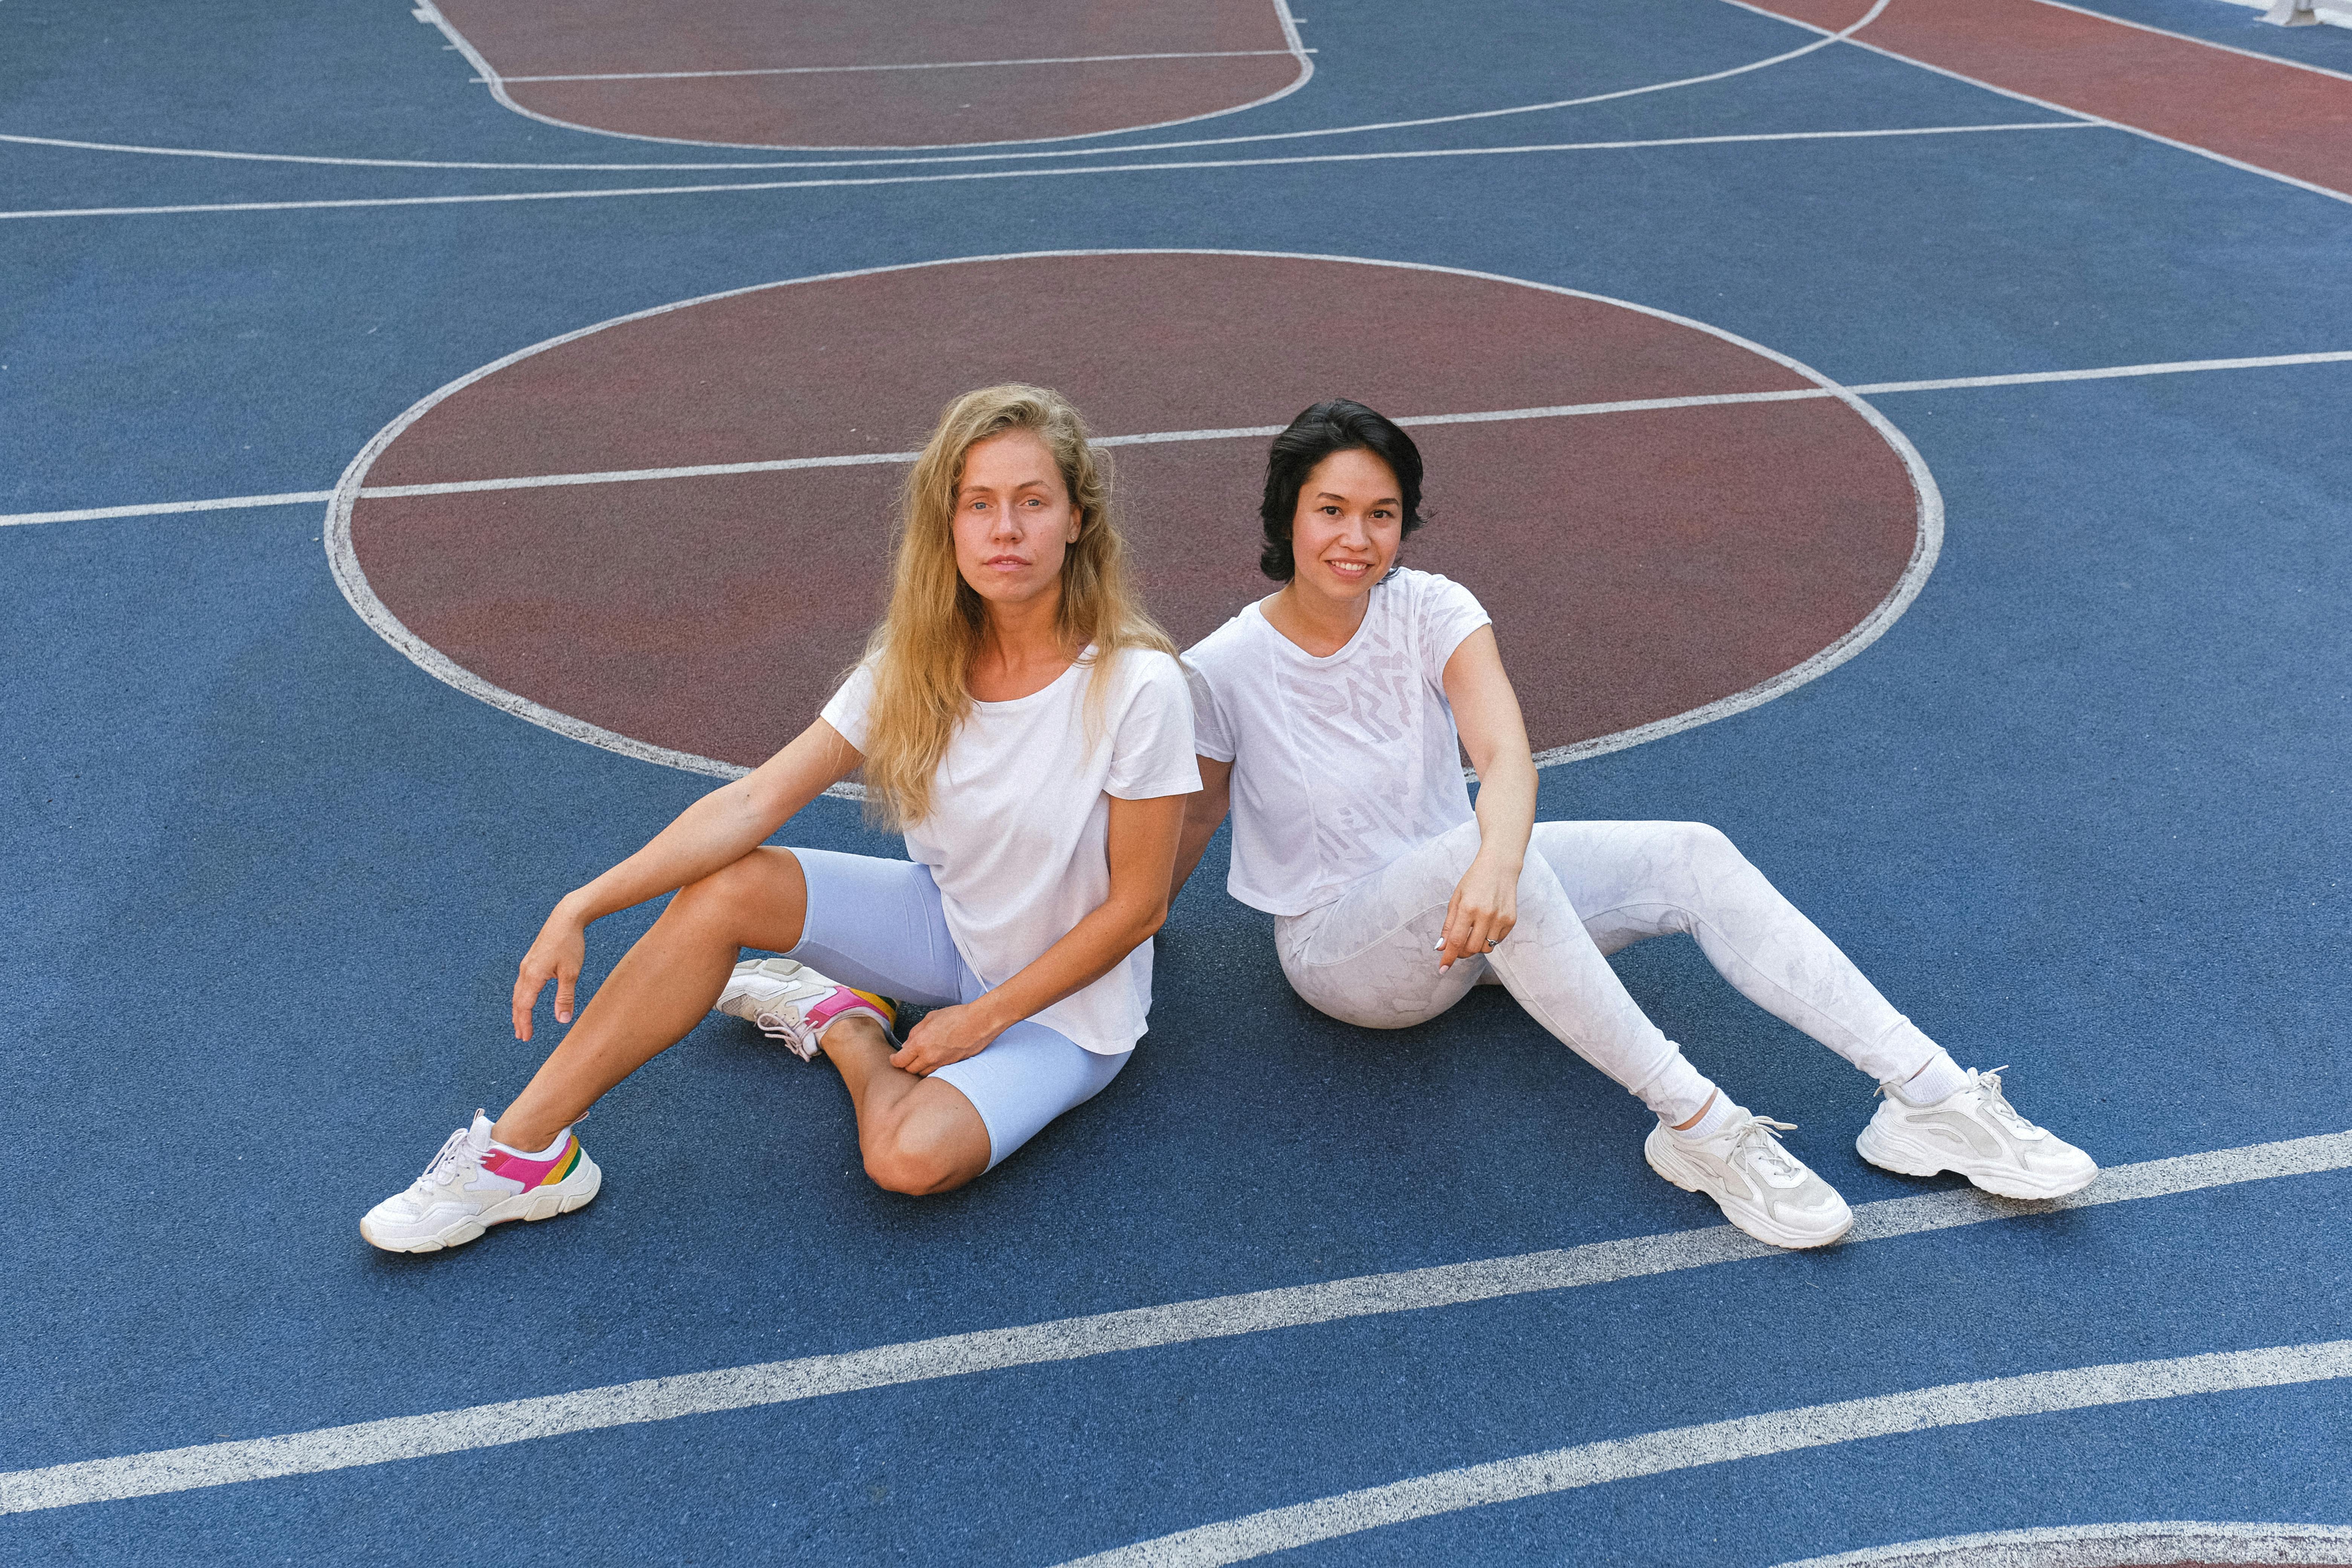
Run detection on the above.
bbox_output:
[327,250,1939,781]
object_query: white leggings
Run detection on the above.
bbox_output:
[1275,819,1940,1125]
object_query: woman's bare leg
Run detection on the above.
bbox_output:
[817,1019,992,1194]
[493,846,810,1149]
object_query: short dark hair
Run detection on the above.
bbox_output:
[1257,398,1427,581]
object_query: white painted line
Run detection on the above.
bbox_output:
[358,449,921,498]
[0,0,1883,170]
[1845,348,2352,394]
[0,119,2095,222]
[2,1128,2344,1517]
[7,347,2344,533]
[421,0,1315,154]
[1771,1519,2352,1568]
[340,390,1839,500]
[2025,0,2352,85]
[494,49,1310,84]
[0,490,333,528]
[1060,1340,2352,1566]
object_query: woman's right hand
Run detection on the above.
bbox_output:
[512,900,590,1041]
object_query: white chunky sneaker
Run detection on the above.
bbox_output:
[1856,1065,2098,1199]
[714,956,896,1062]
[360,1111,600,1254]
[1645,1109,1855,1250]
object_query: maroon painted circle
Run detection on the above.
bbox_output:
[347,253,1921,770]
[436,0,1303,148]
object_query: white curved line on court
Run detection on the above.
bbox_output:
[417,0,1314,155]
[1058,1342,2352,1566]
[0,119,2093,222]
[0,0,1884,170]
[1771,1519,2352,1568]
[1528,372,1941,770]
[317,248,1937,784]
[1723,0,2352,207]
[2,1128,2344,1516]
[11,348,2347,531]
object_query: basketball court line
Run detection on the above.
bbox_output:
[1059,1340,2352,1566]
[2,1130,2343,1517]
[316,244,1942,789]
[417,0,1315,153]
[490,50,1314,86]
[7,347,2345,531]
[1722,0,2352,205]
[0,119,2092,223]
[306,347,2352,501]
[0,0,1893,172]
[1772,1520,2352,1568]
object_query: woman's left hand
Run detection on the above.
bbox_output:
[1439,853,1519,972]
[891,1002,1004,1076]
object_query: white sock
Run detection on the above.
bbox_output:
[492,1127,571,1161]
[1670,1092,1740,1140]
[1893,1050,1970,1106]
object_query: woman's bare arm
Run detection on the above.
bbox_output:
[511,718,862,1039]
[891,790,1189,1074]
[1437,625,1539,971]
[1169,756,1234,904]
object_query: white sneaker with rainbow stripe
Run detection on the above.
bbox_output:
[715,956,896,1061]
[359,1111,600,1253]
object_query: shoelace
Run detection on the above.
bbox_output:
[1732,1115,1805,1182]
[418,1125,482,1190]
[1970,1066,2042,1138]
[751,1004,808,1042]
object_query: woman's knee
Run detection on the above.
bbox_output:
[669,847,803,932]
[862,1133,977,1196]
[1660,821,1748,882]
[860,1107,985,1196]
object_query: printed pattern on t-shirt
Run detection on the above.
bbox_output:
[1184,569,1493,917]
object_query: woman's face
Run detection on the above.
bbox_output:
[951,429,1081,611]
[1288,447,1404,607]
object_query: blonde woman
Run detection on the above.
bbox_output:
[361,386,1199,1252]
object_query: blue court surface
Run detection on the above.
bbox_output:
[3,0,2349,1563]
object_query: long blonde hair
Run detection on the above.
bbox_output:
[858,384,1173,828]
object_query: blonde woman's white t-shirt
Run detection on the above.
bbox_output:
[1183,569,1493,917]
[820,647,1200,1055]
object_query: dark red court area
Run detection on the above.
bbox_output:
[433,0,1306,147]
[346,252,1922,771]
[1750,0,2352,197]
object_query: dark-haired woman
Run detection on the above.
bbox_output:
[1173,399,2095,1249]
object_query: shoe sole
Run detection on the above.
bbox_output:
[1643,1135,1854,1250]
[1854,1122,2097,1200]
[360,1154,603,1254]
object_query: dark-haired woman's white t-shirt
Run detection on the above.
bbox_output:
[820,647,1200,1054]
[1184,569,1493,917]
